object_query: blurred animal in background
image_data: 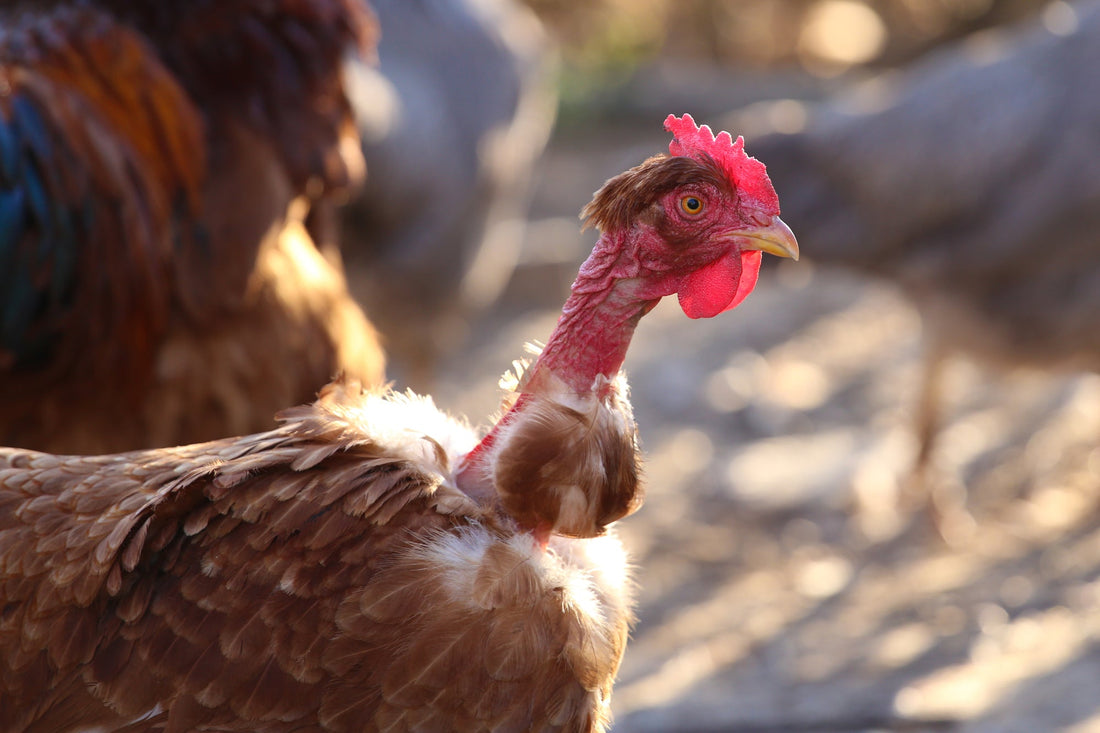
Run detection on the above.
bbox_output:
[340,0,557,389]
[0,115,796,732]
[0,0,386,455]
[741,1,1100,512]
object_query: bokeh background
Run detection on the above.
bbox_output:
[346,0,1100,730]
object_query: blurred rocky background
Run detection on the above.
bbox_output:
[343,1,1100,730]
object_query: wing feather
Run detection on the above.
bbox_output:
[1,380,630,730]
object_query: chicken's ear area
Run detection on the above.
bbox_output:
[677,250,761,318]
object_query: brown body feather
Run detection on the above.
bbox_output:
[0,1,384,454]
[491,368,643,539]
[0,378,635,731]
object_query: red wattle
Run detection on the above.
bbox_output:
[676,249,761,318]
[723,249,762,313]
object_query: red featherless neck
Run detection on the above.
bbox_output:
[454,113,799,525]
[454,229,656,499]
[524,231,657,395]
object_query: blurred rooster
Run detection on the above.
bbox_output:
[0,115,796,732]
[0,0,385,455]
[744,2,1100,487]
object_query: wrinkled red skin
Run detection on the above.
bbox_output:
[457,113,781,499]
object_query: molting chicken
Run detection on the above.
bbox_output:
[0,114,796,732]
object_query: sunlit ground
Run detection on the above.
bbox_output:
[404,121,1100,733]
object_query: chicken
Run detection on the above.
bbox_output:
[0,114,797,732]
[741,2,1100,489]
[0,0,385,455]
[339,0,557,389]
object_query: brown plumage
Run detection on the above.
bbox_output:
[0,115,797,731]
[0,1,384,454]
[0,379,632,732]
[491,370,642,540]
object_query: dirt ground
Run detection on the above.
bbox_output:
[418,117,1100,733]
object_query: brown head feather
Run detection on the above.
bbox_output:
[580,153,731,234]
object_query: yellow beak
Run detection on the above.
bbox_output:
[728,216,799,261]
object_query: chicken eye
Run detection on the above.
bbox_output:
[679,195,704,215]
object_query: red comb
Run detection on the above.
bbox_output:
[665,113,780,217]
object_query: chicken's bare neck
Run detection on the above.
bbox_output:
[525,227,662,394]
[456,232,654,498]
[527,281,653,395]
